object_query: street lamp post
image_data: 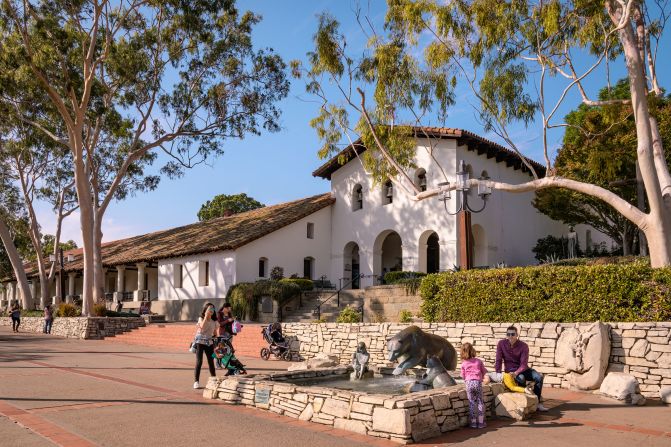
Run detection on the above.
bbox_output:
[438,160,492,270]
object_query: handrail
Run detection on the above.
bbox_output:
[314,273,374,321]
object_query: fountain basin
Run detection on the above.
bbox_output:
[203,366,499,443]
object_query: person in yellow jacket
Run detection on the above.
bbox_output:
[484,372,535,395]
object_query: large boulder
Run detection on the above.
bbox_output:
[660,386,671,404]
[494,392,538,420]
[555,322,610,390]
[598,372,646,405]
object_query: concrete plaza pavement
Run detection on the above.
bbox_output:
[0,327,670,447]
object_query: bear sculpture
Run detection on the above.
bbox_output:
[387,325,457,375]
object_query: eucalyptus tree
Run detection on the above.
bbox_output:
[533,81,671,255]
[0,165,32,308]
[0,0,289,314]
[295,0,671,267]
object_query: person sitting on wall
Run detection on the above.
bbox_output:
[495,325,548,412]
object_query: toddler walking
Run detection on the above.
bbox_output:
[460,342,487,428]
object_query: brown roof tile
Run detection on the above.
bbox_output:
[6,193,334,280]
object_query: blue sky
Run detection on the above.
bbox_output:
[38,0,671,245]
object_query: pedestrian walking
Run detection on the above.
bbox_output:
[10,302,20,332]
[44,304,54,334]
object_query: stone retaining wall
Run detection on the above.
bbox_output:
[204,367,497,443]
[0,316,145,339]
[363,286,422,322]
[283,322,671,397]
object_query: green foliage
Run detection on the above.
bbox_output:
[252,280,302,306]
[336,307,362,323]
[420,261,671,323]
[92,303,107,317]
[384,271,427,284]
[56,303,80,317]
[532,235,583,262]
[226,283,257,321]
[398,310,413,323]
[279,278,314,291]
[197,193,265,221]
[20,309,44,317]
[270,266,284,281]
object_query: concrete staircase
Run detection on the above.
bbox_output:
[281,290,365,322]
[105,322,267,358]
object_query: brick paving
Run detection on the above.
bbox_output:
[1,326,670,447]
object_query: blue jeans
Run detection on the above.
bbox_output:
[44,319,53,334]
[514,368,543,399]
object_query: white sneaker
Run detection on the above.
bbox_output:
[537,403,549,412]
[193,381,201,389]
[524,386,535,396]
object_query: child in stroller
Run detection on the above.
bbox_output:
[212,335,247,375]
[260,322,292,361]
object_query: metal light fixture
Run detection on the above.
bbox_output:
[386,184,393,198]
[67,254,75,263]
[438,160,491,215]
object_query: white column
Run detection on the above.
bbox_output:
[29,280,37,309]
[134,262,146,301]
[67,273,76,303]
[113,266,125,303]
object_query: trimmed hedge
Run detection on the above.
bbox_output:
[420,261,671,322]
[279,278,314,291]
[384,271,426,284]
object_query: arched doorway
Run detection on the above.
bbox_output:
[418,230,440,273]
[427,233,440,273]
[343,242,360,289]
[472,224,488,267]
[373,230,403,281]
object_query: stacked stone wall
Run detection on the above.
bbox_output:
[204,368,497,443]
[283,322,671,397]
[0,316,145,339]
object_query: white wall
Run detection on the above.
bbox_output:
[158,251,236,300]
[457,145,568,266]
[234,206,333,283]
[326,136,613,279]
[329,138,458,287]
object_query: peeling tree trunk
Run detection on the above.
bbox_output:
[0,217,32,308]
[72,139,95,316]
[92,214,105,304]
[618,21,671,267]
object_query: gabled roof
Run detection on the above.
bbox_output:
[312,126,546,180]
[5,193,334,280]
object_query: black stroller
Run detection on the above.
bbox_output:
[212,335,247,375]
[260,323,292,361]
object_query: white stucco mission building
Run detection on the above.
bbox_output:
[1,127,610,316]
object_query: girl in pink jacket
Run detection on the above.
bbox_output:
[460,342,488,428]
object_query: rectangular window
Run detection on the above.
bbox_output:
[258,259,266,278]
[307,222,314,239]
[199,261,209,287]
[174,264,183,288]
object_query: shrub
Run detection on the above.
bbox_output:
[226,283,257,321]
[93,303,107,317]
[398,310,413,323]
[270,266,284,280]
[336,307,362,323]
[56,303,80,317]
[20,309,44,317]
[384,271,426,284]
[420,260,671,323]
[253,280,301,306]
[279,278,314,291]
